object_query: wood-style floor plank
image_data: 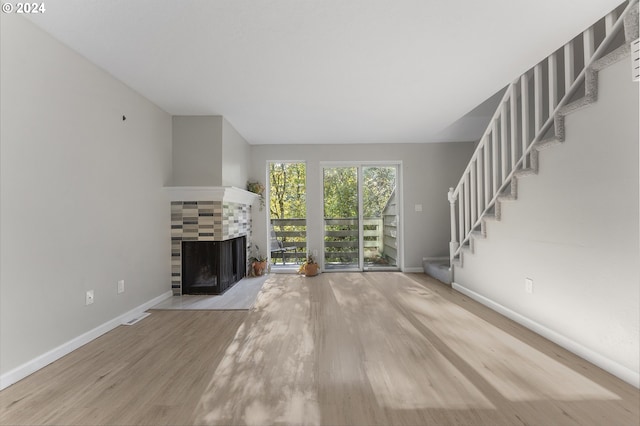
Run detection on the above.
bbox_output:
[1,273,638,425]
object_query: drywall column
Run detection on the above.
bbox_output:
[172,116,223,186]
[222,118,251,188]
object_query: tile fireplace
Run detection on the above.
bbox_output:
[166,187,258,295]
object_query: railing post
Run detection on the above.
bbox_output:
[583,27,595,63]
[470,160,477,226]
[458,183,464,250]
[448,188,459,262]
[548,51,558,113]
[520,73,530,168]
[564,41,575,97]
[605,11,617,36]
[491,123,499,197]
[510,84,519,169]
[464,173,471,237]
[500,102,509,179]
[476,148,484,216]
[534,63,543,132]
[483,139,491,207]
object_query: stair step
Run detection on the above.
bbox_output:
[497,193,516,202]
[560,96,595,116]
[482,213,497,222]
[470,230,484,239]
[536,137,562,151]
[423,260,452,285]
[514,168,537,177]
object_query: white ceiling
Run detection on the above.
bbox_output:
[26,0,622,145]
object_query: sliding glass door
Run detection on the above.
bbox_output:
[268,162,307,270]
[362,165,398,270]
[323,163,400,271]
[323,166,360,270]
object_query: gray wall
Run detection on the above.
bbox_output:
[171,116,249,188]
[0,16,172,375]
[222,118,251,188]
[454,58,639,379]
[172,116,223,186]
[249,142,475,270]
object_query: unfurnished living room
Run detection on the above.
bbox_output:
[1,1,639,425]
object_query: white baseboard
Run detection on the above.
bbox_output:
[403,267,424,273]
[452,282,640,389]
[0,290,172,391]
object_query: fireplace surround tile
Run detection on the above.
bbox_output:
[169,200,251,295]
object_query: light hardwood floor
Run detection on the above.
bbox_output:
[1,273,638,425]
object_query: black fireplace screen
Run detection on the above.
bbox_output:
[182,236,246,295]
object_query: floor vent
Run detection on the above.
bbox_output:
[632,38,639,82]
[122,312,151,326]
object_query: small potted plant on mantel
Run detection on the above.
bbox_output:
[246,180,265,211]
[298,253,319,277]
[248,244,268,277]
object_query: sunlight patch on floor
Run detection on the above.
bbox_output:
[194,276,320,426]
[329,274,495,410]
[397,279,620,402]
[192,272,624,424]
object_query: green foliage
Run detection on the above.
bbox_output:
[363,166,396,217]
[269,162,306,219]
[322,166,396,219]
[323,167,358,218]
[270,164,396,221]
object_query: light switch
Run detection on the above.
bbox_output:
[415,204,423,212]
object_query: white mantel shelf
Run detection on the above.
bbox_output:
[164,186,260,205]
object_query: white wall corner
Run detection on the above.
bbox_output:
[0,291,173,391]
[452,282,640,389]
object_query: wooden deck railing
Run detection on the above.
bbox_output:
[270,218,307,264]
[270,217,391,265]
[324,217,386,265]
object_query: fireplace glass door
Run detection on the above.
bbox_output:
[182,236,246,295]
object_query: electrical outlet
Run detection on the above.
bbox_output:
[525,278,534,294]
[86,290,94,305]
[118,280,125,294]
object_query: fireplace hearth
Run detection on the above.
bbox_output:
[182,236,246,295]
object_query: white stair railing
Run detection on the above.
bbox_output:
[449,0,638,266]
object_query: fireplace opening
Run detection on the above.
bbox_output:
[182,236,246,295]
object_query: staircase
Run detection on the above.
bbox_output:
[448,0,639,268]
